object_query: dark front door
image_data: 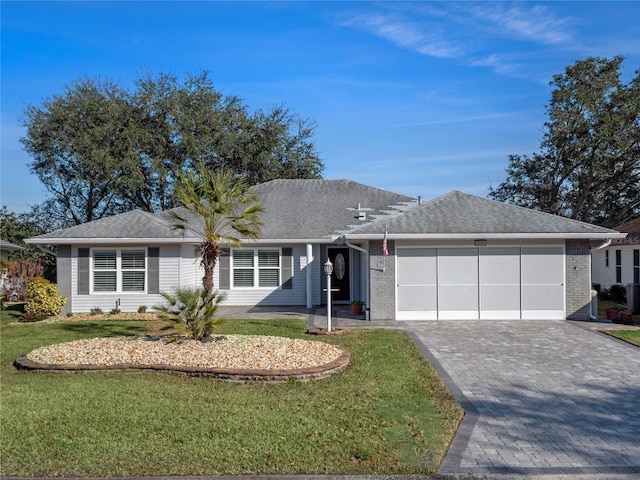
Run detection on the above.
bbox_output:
[328,247,350,302]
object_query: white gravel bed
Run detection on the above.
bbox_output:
[26,335,344,371]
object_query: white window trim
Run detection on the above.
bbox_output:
[91,248,147,294]
[231,248,282,289]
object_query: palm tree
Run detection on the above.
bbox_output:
[170,165,264,290]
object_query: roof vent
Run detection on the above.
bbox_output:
[347,203,373,221]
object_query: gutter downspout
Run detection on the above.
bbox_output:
[344,239,369,320]
[589,239,613,321]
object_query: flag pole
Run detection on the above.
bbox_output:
[382,225,388,272]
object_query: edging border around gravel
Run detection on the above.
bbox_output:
[13,348,351,383]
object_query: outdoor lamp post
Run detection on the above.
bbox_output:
[324,259,333,332]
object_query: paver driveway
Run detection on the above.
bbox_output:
[404,320,640,476]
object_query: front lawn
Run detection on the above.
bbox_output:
[605,329,640,346]
[0,310,462,476]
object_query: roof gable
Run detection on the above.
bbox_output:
[247,179,414,239]
[349,191,621,238]
[27,210,182,242]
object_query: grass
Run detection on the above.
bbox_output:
[0,310,462,476]
[604,329,640,346]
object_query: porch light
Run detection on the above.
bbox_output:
[324,259,334,275]
[324,259,333,332]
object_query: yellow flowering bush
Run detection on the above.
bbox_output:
[25,277,66,319]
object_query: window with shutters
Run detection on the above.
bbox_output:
[616,249,622,284]
[231,249,280,288]
[92,249,146,293]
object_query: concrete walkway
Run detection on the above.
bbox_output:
[404,320,640,476]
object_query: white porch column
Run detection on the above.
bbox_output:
[306,243,314,309]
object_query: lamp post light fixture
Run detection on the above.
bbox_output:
[324,259,334,332]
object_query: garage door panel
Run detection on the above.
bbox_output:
[522,285,564,311]
[397,285,437,311]
[522,246,564,284]
[479,248,520,284]
[438,248,478,284]
[439,285,478,311]
[480,285,520,310]
[397,248,436,284]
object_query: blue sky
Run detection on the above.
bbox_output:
[2,1,639,214]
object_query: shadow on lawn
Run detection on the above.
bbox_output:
[59,321,150,338]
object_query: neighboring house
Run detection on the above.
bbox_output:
[26,179,624,321]
[591,217,640,289]
[1,240,25,261]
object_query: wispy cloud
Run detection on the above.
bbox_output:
[336,12,464,59]
[333,2,577,80]
[465,3,574,46]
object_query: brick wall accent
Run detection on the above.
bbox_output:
[565,239,592,321]
[369,239,396,320]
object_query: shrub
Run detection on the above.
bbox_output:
[18,311,45,323]
[137,305,147,314]
[110,308,121,315]
[90,307,103,316]
[609,284,627,304]
[24,277,66,318]
[154,286,226,340]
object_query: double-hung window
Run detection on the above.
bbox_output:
[634,249,639,284]
[92,249,146,293]
[615,249,622,284]
[232,249,280,288]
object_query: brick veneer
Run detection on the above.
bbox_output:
[565,239,592,321]
[369,239,396,321]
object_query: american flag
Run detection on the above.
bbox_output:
[382,227,388,256]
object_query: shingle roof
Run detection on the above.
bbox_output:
[27,186,622,244]
[28,210,184,242]
[28,180,415,243]
[252,179,414,239]
[349,190,621,238]
[613,217,640,236]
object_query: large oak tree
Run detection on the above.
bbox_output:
[489,57,639,227]
[21,71,323,226]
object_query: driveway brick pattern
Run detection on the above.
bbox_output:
[404,321,640,476]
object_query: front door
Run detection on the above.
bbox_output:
[328,247,350,302]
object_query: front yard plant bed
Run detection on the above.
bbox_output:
[14,335,351,383]
[1,310,463,476]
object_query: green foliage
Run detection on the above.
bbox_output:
[0,206,55,268]
[490,57,640,226]
[171,166,264,289]
[154,286,227,340]
[609,284,628,304]
[21,71,323,225]
[24,277,66,318]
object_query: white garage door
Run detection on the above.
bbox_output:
[396,246,565,320]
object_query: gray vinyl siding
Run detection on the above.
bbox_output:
[215,244,308,306]
[69,244,184,313]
